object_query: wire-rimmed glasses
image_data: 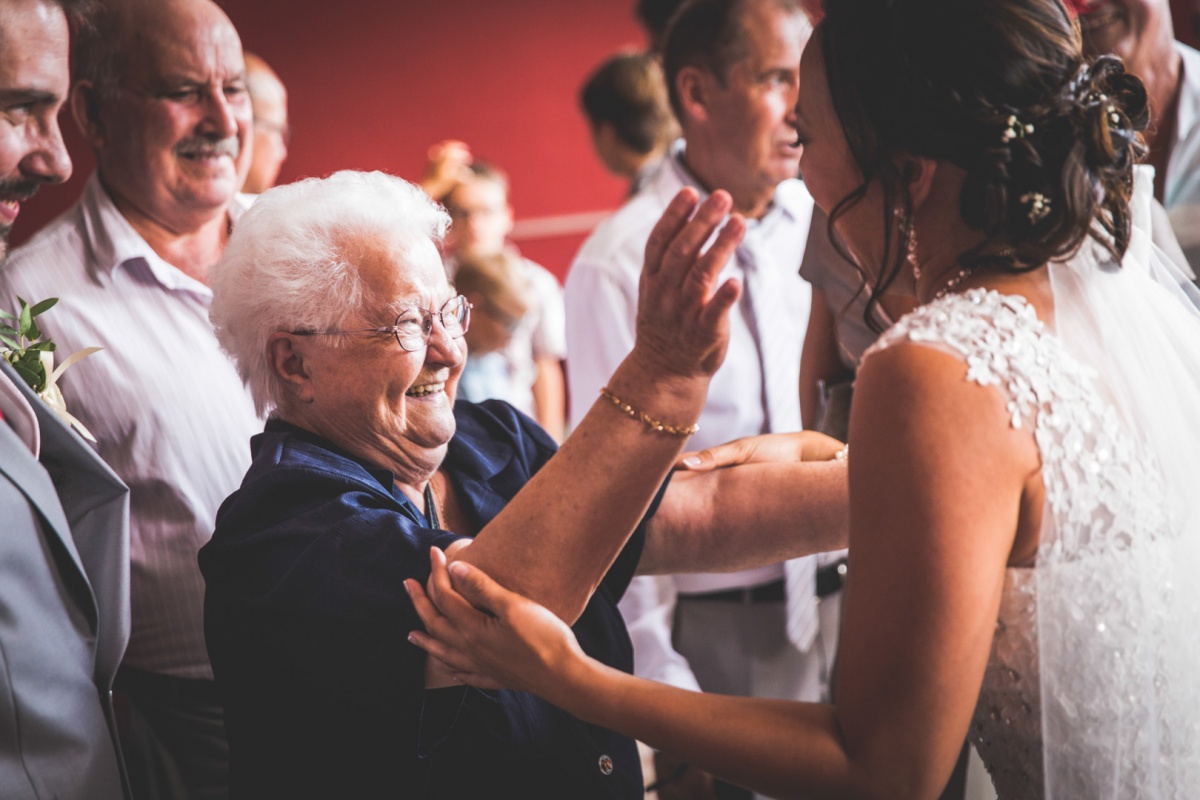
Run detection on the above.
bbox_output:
[291,295,472,352]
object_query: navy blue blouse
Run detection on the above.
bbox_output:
[200,400,656,799]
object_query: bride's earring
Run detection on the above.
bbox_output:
[896,207,921,281]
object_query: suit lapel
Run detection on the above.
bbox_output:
[0,399,87,571]
[0,361,130,680]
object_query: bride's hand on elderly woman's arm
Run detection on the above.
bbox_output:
[408,547,585,696]
[676,431,846,471]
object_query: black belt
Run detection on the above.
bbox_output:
[816,558,848,598]
[680,559,848,604]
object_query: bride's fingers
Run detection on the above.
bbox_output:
[644,188,701,277]
[407,628,480,676]
[406,578,468,651]
[445,559,523,622]
[427,550,497,632]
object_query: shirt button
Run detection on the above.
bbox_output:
[598,754,614,775]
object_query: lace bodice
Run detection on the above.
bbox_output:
[865,288,1196,798]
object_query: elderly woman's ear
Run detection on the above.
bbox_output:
[266,332,316,404]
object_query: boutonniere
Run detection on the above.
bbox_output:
[0,297,101,442]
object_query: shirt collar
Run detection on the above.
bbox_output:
[262,405,518,493]
[79,172,252,296]
[662,138,807,227]
[262,417,400,492]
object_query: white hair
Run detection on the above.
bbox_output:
[210,169,450,416]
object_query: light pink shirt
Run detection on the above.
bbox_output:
[0,175,262,679]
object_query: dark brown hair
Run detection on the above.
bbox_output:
[580,52,675,155]
[819,0,1148,329]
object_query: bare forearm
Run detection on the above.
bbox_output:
[640,461,849,575]
[459,351,706,622]
[554,655,879,800]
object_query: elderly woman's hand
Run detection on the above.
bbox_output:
[631,188,744,382]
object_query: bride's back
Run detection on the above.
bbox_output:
[806,0,1200,796]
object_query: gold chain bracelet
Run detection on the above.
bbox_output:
[599,387,699,437]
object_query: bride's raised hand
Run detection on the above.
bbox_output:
[407,548,590,699]
[630,188,744,382]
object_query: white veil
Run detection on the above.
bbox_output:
[1039,166,1200,797]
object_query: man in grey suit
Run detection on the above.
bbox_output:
[0,0,131,798]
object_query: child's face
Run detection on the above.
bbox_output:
[464,289,525,355]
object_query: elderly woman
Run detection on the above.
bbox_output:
[200,170,847,799]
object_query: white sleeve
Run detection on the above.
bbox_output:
[563,256,638,430]
[524,262,567,360]
[617,575,703,691]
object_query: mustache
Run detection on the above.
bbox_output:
[174,136,240,159]
[0,179,42,203]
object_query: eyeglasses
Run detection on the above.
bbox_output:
[291,295,472,352]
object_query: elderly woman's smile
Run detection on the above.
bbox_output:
[407,379,447,398]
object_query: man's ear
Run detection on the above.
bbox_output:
[267,332,316,403]
[900,155,939,212]
[70,80,106,148]
[675,66,713,126]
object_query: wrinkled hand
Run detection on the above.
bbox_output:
[676,431,846,471]
[420,140,473,201]
[407,548,587,695]
[633,189,744,381]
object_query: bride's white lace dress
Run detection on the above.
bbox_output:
[864,257,1200,798]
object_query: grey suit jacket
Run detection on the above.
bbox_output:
[0,360,130,800]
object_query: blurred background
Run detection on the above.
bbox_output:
[11,0,1200,283]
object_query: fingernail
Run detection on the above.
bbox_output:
[407,633,417,645]
[449,561,469,579]
[403,581,412,596]
[682,456,702,468]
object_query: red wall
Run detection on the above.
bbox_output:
[12,1,648,282]
[15,1,1200,278]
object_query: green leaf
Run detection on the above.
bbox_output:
[26,319,39,341]
[28,297,57,316]
[0,308,16,321]
[17,302,31,335]
[11,360,44,393]
[28,340,55,352]
[0,333,22,351]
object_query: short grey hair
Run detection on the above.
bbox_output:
[210,170,451,416]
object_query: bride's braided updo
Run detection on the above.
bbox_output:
[819,0,1148,327]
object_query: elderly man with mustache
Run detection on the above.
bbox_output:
[0,0,263,797]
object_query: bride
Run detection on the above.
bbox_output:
[408,0,1200,796]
